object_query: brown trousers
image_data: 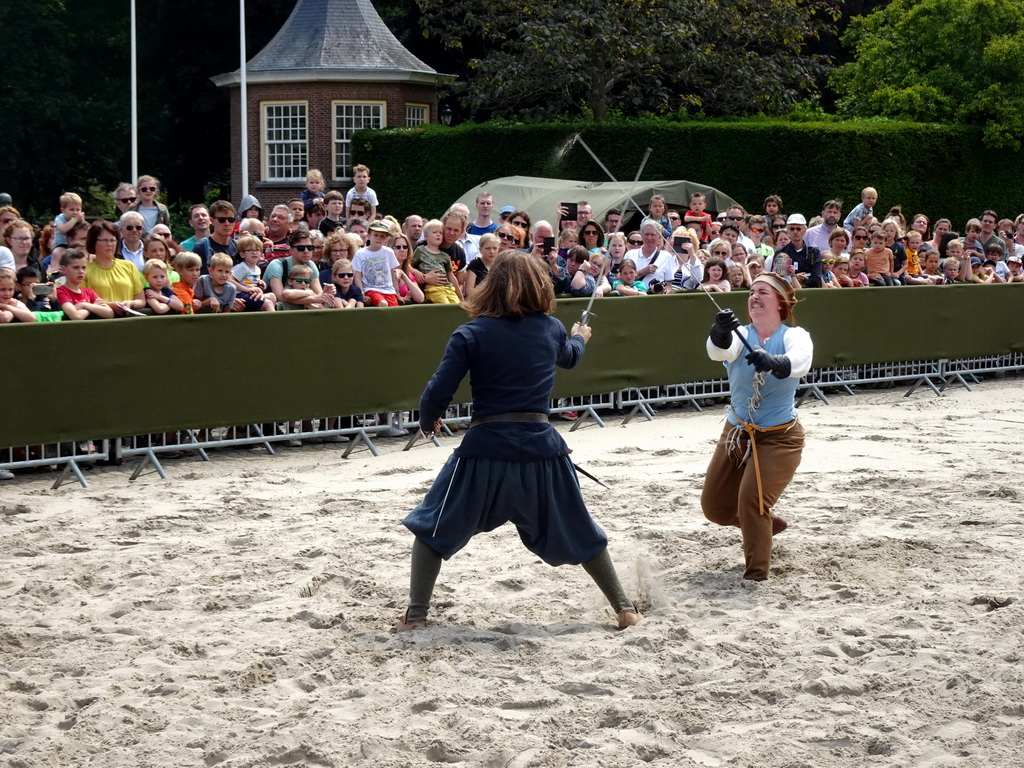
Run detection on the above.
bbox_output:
[701,420,805,581]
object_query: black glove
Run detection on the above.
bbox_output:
[709,309,741,348]
[745,349,792,379]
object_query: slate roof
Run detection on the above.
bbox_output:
[213,0,445,86]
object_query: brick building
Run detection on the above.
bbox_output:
[211,0,449,210]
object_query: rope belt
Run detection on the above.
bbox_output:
[726,408,797,517]
[469,411,548,428]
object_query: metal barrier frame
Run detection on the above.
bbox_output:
[1,440,113,490]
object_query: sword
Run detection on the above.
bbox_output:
[578,256,610,327]
[573,462,609,489]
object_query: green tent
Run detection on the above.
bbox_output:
[454,176,739,229]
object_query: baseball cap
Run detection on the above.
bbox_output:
[786,214,807,226]
[970,257,982,267]
[1007,254,1022,264]
[368,221,391,234]
[498,205,516,215]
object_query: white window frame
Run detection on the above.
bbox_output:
[405,103,429,127]
[332,100,386,180]
[261,100,308,182]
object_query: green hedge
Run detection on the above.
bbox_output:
[352,119,1019,225]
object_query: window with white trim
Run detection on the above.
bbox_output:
[263,102,307,181]
[405,104,428,127]
[333,102,385,179]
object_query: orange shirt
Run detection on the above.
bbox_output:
[172,282,195,315]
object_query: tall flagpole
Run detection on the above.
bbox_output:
[130,0,138,182]
[239,0,249,200]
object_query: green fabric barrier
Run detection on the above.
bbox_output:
[3,285,1022,448]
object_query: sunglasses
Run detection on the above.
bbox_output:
[498,232,517,241]
[140,186,157,192]
[119,197,137,204]
[854,235,868,240]
[773,225,785,231]
[823,259,836,265]
[628,239,642,246]
[511,220,528,228]
[215,216,237,224]
[334,272,354,278]
[726,215,744,221]
[291,278,312,284]
[293,244,316,252]
[124,225,143,231]
[750,227,765,233]
[393,244,410,250]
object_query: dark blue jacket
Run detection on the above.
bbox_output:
[419,313,585,460]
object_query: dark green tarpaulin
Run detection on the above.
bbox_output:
[3,285,1021,447]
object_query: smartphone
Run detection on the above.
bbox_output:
[542,236,556,255]
[673,236,686,253]
[561,202,578,221]
[32,284,53,297]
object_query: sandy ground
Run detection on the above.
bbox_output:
[2,377,1023,768]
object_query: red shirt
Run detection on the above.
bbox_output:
[57,284,100,306]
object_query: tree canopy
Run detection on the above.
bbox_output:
[417,0,838,121]
[831,0,1024,148]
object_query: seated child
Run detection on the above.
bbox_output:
[557,227,579,259]
[684,192,713,243]
[412,219,461,304]
[230,235,277,311]
[700,255,730,292]
[833,255,856,287]
[172,252,203,314]
[0,268,37,323]
[56,250,114,320]
[280,263,332,309]
[300,168,326,204]
[52,191,86,264]
[848,250,869,286]
[15,266,59,313]
[864,230,895,286]
[194,253,239,313]
[327,258,364,308]
[611,259,647,296]
[143,259,184,314]
[1008,254,1024,282]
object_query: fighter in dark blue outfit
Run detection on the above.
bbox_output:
[397,251,641,630]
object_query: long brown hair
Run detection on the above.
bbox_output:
[463,250,555,318]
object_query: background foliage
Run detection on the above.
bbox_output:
[353,118,1018,225]
[831,0,1024,149]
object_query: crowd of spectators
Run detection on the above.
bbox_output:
[3,174,1023,327]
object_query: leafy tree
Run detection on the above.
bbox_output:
[416,0,838,121]
[831,0,1024,148]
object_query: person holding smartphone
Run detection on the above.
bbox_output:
[625,219,677,289]
[670,228,704,290]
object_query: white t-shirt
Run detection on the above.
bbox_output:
[0,246,13,271]
[625,247,677,288]
[345,186,379,207]
[353,246,398,294]
[231,262,261,291]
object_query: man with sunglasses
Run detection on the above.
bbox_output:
[625,219,677,289]
[775,213,823,287]
[193,200,238,273]
[724,205,756,253]
[804,199,844,253]
[112,182,138,219]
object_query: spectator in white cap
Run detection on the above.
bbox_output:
[774,213,823,287]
